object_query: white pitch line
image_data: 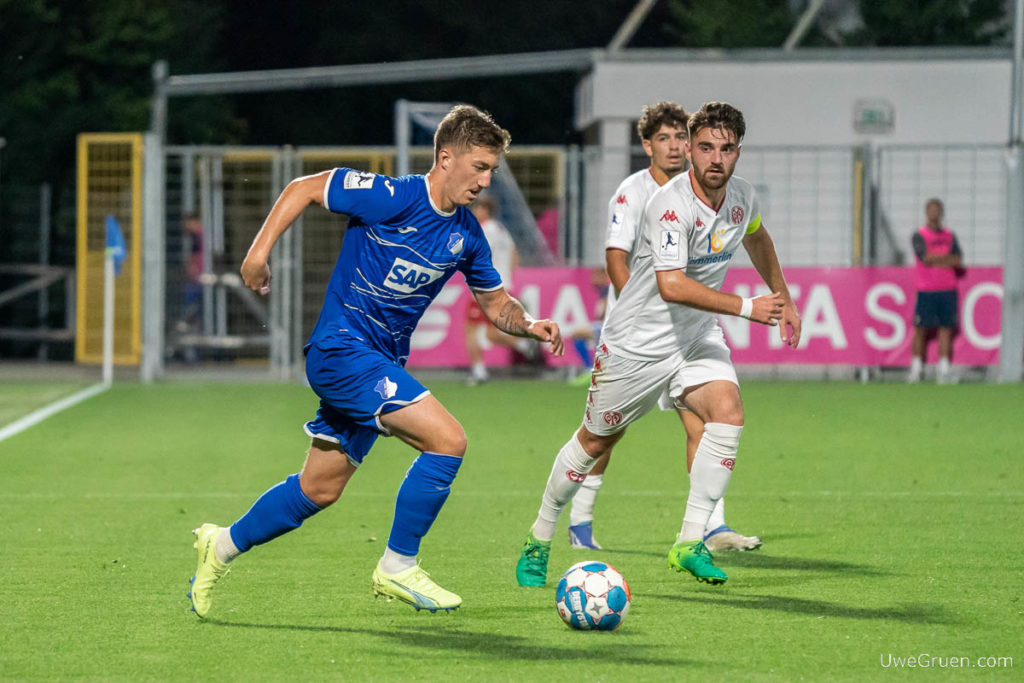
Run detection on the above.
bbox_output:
[0,489,1021,500]
[0,382,110,444]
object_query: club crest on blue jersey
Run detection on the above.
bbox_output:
[447,232,464,255]
[384,257,445,294]
[374,376,398,400]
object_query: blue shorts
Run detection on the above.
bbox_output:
[303,341,430,465]
[914,290,958,329]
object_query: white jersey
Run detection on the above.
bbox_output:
[601,170,763,361]
[480,218,516,288]
[604,168,662,313]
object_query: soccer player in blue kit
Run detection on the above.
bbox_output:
[188,105,564,617]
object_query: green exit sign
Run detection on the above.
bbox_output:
[854,99,894,134]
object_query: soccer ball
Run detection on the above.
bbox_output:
[555,561,631,631]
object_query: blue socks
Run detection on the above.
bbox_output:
[573,338,594,368]
[229,473,322,553]
[227,454,461,557]
[387,452,463,556]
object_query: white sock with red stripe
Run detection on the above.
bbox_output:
[703,496,726,536]
[678,423,742,543]
[532,435,598,541]
[569,474,603,526]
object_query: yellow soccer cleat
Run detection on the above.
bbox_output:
[188,523,231,618]
[371,562,462,613]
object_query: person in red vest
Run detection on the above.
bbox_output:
[909,198,964,384]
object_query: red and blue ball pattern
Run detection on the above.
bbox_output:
[555,561,631,631]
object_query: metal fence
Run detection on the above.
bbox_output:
[159,145,566,375]
[7,139,1007,374]
[614,144,857,268]
[584,143,1006,271]
[876,144,1007,266]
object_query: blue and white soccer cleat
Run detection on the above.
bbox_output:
[568,522,603,550]
[703,524,762,552]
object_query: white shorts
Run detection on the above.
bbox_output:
[583,326,738,436]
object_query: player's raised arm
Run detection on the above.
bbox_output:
[241,171,331,294]
[473,288,564,356]
[742,223,802,347]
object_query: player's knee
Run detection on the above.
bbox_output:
[301,475,348,508]
[576,426,618,459]
[706,405,744,427]
[719,409,744,427]
[433,424,467,457]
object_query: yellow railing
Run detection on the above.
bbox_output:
[76,133,143,364]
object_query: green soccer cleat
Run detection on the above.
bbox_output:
[371,562,462,613]
[188,523,231,618]
[515,533,551,587]
[667,539,728,585]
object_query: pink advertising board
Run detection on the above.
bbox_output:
[406,267,1004,368]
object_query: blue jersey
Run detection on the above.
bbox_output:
[308,168,502,363]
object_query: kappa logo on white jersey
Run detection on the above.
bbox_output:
[660,230,681,260]
[343,171,376,190]
[384,257,444,293]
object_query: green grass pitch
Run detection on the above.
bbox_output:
[1,379,1020,680]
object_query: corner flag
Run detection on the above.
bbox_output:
[105,215,126,275]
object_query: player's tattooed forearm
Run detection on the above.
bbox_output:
[494,299,531,336]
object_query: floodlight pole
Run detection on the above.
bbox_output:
[142,61,169,382]
[395,99,411,177]
[1002,0,1024,382]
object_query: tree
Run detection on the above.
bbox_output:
[664,0,797,48]
[845,0,1009,46]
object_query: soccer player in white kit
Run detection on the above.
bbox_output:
[566,102,763,554]
[517,101,801,586]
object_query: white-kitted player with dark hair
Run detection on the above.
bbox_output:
[517,101,801,587]
[567,101,763,555]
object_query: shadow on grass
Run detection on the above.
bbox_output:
[203,619,688,667]
[648,593,953,624]
[593,547,664,559]
[600,549,891,578]
[716,553,891,576]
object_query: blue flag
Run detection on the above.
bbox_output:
[105,215,126,276]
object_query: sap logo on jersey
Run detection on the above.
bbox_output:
[384,257,444,293]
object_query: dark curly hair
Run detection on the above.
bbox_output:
[637,101,689,141]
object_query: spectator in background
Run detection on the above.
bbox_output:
[177,213,205,362]
[182,213,204,320]
[465,193,535,384]
[567,266,610,385]
[909,198,964,384]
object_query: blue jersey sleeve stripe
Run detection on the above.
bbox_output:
[468,284,504,292]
